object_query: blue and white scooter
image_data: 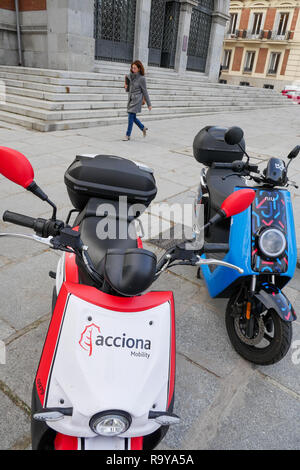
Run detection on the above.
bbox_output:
[192,125,299,365]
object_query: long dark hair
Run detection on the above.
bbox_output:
[131,60,145,76]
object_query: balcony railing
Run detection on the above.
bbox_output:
[267,30,291,40]
[247,29,264,40]
[225,29,239,39]
[227,29,292,41]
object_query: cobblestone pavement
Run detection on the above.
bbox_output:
[0,107,299,450]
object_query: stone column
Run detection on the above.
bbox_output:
[133,0,152,66]
[174,0,198,75]
[47,0,95,71]
[205,0,230,81]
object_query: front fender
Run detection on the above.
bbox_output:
[254,283,296,322]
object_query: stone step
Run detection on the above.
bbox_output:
[0,65,283,99]
[4,92,287,111]
[6,82,282,101]
[0,65,293,132]
[4,82,284,104]
[0,69,209,88]
[0,65,206,83]
[96,67,208,82]
[0,65,115,80]
[0,100,291,124]
[0,103,291,132]
[0,74,282,95]
[0,109,44,129]
[95,61,209,81]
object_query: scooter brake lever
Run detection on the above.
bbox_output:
[0,232,53,246]
[222,171,249,181]
[195,257,244,274]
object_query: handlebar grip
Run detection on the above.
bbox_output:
[203,243,230,253]
[3,211,37,229]
[211,162,234,169]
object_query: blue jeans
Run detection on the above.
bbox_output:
[126,113,144,136]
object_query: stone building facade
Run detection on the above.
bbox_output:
[221,0,300,90]
[0,0,230,81]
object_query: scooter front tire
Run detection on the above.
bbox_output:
[225,301,292,365]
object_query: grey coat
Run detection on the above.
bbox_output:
[126,72,151,114]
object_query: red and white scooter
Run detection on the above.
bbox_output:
[0,147,255,450]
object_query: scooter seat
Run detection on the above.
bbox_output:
[206,168,246,211]
[79,216,138,273]
[75,198,139,283]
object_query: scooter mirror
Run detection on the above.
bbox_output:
[0,146,34,189]
[221,189,256,218]
[224,127,244,146]
[0,146,56,218]
[287,145,300,160]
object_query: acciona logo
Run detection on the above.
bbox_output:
[79,324,151,359]
[95,332,151,359]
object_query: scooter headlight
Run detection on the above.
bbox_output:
[89,411,131,436]
[258,228,286,258]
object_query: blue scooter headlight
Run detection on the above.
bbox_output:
[258,228,286,258]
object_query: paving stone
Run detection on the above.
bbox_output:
[204,374,300,450]
[0,225,53,263]
[0,320,49,407]
[0,254,11,268]
[0,319,15,340]
[0,251,57,329]
[256,321,300,394]
[154,176,189,203]
[0,390,30,450]
[150,269,201,315]
[159,354,221,450]
[150,196,196,228]
[175,297,243,379]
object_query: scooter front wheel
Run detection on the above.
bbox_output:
[225,299,292,365]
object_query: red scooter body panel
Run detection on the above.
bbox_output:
[34,249,175,449]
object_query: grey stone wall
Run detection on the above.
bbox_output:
[0,8,48,68]
[47,0,95,71]
[205,0,230,81]
[20,10,48,68]
[0,9,18,66]
[1,0,230,78]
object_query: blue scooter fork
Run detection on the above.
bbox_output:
[244,276,257,337]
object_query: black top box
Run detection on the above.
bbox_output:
[193,126,245,167]
[65,154,157,211]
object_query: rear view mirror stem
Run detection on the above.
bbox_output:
[27,182,57,220]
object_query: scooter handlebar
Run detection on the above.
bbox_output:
[3,210,37,229]
[3,211,64,238]
[212,161,259,173]
[212,162,236,169]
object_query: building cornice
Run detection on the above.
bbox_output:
[230,1,300,9]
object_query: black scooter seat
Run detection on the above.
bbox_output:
[206,168,246,211]
[80,216,138,272]
[75,198,139,282]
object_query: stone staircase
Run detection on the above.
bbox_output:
[0,62,293,132]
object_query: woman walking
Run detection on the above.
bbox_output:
[123,60,152,141]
